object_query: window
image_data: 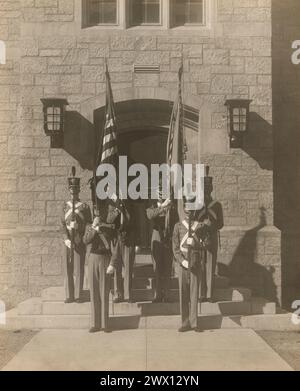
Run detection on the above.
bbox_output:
[172,0,204,26]
[87,0,118,25]
[83,0,209,29]
[130,0,161,26]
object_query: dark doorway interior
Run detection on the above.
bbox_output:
[118,129,168,250]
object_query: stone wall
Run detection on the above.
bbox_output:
[0,0,282,304]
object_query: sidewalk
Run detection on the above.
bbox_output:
[1,329,292,371]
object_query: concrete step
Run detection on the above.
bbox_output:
[42,301,142,316]
[133,264,155,277]
[133,277,179,290]
[20,295,276,318]
[41,275,230,302]
[199,301,251,316]
[132,287,251,303]
[199,298,276,316]
[213,287,252,302]
[132,289,178,302]
[2,309,296,331]
[134,254,152,264]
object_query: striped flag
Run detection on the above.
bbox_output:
[165,62,186,231]
[166,63,186,169]
[91,63,119,214]
[97,63,118,168]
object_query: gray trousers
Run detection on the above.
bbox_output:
[64,247,85,300]
[114,243,135,301]
[178,264,201,329]
[151,231,173,299]
[200,251,216,300]
[88,253,110,329]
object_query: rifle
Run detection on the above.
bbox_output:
[70,166,76,264]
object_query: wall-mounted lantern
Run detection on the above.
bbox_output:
[225,99,252,148]
[41,98,68,148]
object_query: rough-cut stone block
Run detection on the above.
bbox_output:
[42,255,62,276]
[245,57,271,74]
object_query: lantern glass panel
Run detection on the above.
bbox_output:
[232,107,247,132]
[46,106,62,132]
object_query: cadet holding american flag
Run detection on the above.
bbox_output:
[85,63,125,332]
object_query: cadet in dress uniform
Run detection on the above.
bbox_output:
[111,199,136,303]
[172,195,209,332]
[196,167,224,302]
[147,193,177,303]
[61,169,92,304]
[83,208,117,334]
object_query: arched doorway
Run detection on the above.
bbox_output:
[91,95,200,250]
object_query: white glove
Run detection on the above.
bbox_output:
[69,221,78,230]
[182,260,189,270]
[92,225,100,232]
[111,192,118,202]
[106,265,115,275]
[64,239,71,249]
[162,198,171,208]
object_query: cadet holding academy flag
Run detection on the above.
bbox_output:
[146,62,184,304]
[83,209,116,333]
[61,167,92,303]
[146,186,175,303]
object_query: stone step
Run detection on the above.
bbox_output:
[42,301,142,316]
[133,264,230,289]
[133,264,155,278]
[199,301,251,316]
[200,298,276,316]
[213,287,252,302]
[133,277,179,289]
[41,301,180,316]
[41,283,243,305]
[132,289,178,302]
[20,295,276,318]
[133,287,251,303]
[134,254,152,264]
[2,309,295,331]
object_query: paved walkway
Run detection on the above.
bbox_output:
[1,329,292,371]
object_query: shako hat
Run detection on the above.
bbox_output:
[204,165,213,187]
[183,181,196,204]
[68,166,80,189]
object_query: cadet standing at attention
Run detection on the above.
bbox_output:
[61,167,92,304]
[147,182,177,303]
[83,203,117,334]
[172,194,210,332]
[196,167,224,303]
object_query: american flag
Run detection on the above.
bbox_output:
[165,62,186,229]
[91,63,119,214]
[97,63,118,168]
[166,63,185,169]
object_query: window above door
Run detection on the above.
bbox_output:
[83,0,208,29]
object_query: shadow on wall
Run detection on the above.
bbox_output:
[272,0,300,307]
[243,112,273,171]
[219,208,278,304]
[63,111,96,171]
